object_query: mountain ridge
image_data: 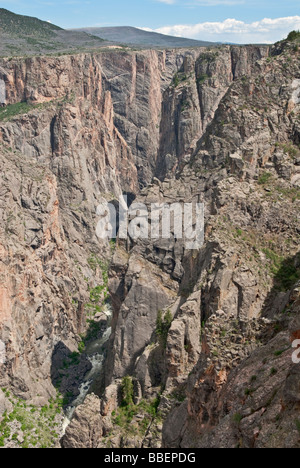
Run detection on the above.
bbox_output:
[71,25,218,48]
[0,8,105,57]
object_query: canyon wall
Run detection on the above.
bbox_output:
[0,45,268,401]
[0,42,299,448]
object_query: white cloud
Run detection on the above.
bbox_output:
[155,0,246,5]
[156,0,245,4]
[142,16,300,44]
[156,0,176,4]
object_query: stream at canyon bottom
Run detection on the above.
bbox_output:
[62,305,112,434]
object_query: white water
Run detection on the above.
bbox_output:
[62,305,112,434]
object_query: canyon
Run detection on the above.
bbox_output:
[0,38,299,448]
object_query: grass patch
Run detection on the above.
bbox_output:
[0,98,68,122]
[0,102,37,121]
[276,142,300,159]
[258,172,272,185]
[275,185,300,203]
[0,391,63,448]
[262,250,300,291]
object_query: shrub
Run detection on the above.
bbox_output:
[156,310,173,348]
[173,73,180,87]
[287,31,300,42]
[232,413,243,425]
[258,172,272,185]
[121,376,134,407]
[197,74,209,85]
[78,341,85,354]
[270,367,278,376]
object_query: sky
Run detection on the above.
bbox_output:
[1,0,300,44]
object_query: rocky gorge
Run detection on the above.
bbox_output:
[0,38,299,449]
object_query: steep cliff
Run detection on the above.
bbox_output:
[92,41,300,449]
[0,40,299,448]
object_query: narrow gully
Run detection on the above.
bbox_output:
[62,304,113,434]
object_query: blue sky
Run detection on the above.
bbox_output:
[1,0,300,43]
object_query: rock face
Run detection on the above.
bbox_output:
[0,41,299,448]
[163,284,300,449]
[100,41,300,449]
[62,394,103,449]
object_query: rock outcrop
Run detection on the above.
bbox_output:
[62,394,103,449]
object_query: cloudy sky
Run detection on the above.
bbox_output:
[1,0,300,43]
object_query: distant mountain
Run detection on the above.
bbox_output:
[0,9,105,57]
[72,26,217,48]
[0,9,217,58]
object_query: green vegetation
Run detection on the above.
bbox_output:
[225,215,300,291]
[197,74,209,85]
[260,249,300,290]
[85,255,109,319]
[287,31,300,42]
[121,376,134,407]
[232,412,243,425]
[52,350,81,392]
[75,255,111,353]
[258,172,272,185]
[78,340,86,354]
[276,142,300,159]
[0,95,76,122]
[180,100,190,112]
[0,389,63,448]
[173,73,180,87]
[62,351,80,369]
[274,347,290,357]
[0,101,52,122]
[0,8,105,58]
[274,185,300,203]
[270,367,278,376]
[156,310,173,348]
[273,255,300,291]
[172,72,189,88]
[87,254,108,275]
[79,319,103,350]
[0,8,62,37]
[111,378,161,439]
[200,51,219,63]
[168,390,186,403]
